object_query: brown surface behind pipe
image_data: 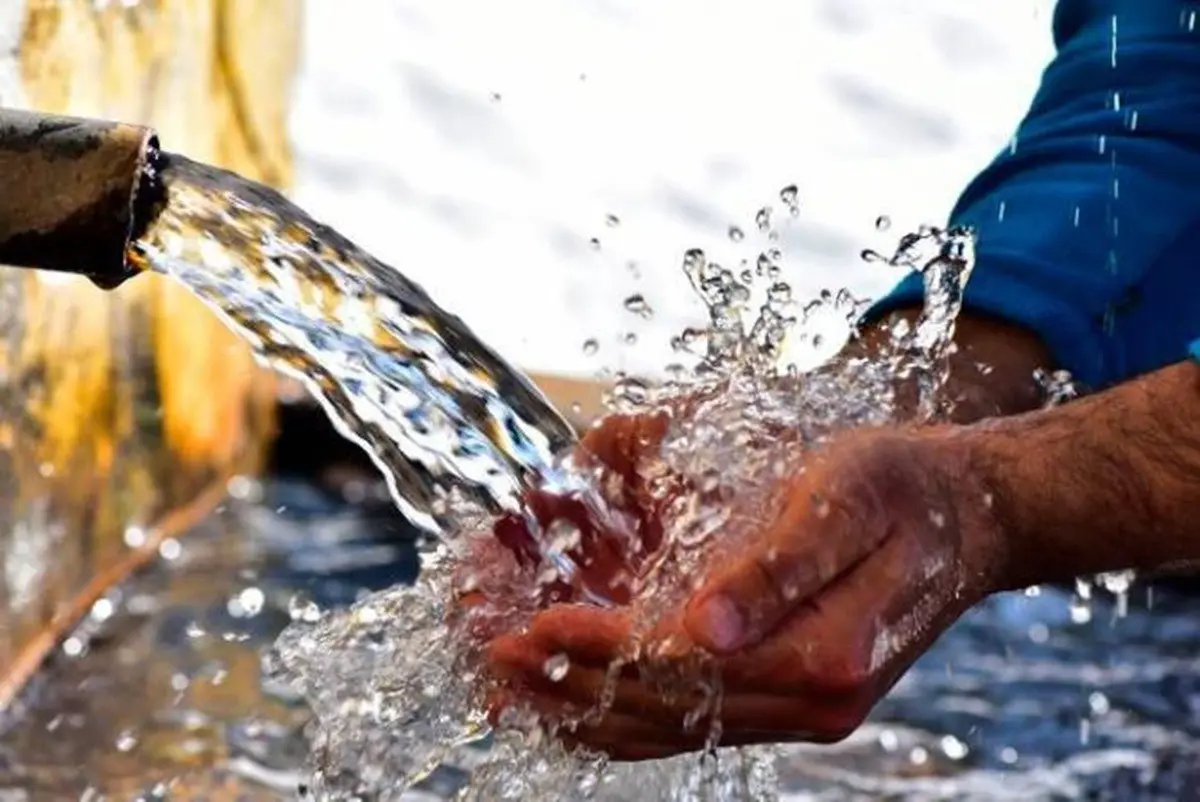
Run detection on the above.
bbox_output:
[0,107,159,288]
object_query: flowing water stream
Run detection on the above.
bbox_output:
[131,154,578,538]
[107,152,1200,801]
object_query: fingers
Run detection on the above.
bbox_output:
[683,440,906,654]
[487,688,710,761]
[486,409,680,604]
[683,487,884,653]
[736,513,963,697]
[485,606,859,737]
[486,640,853,758]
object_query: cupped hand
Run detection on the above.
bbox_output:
[449,405,692,648]
[464,410,1008,760]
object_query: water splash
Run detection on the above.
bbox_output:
[127,140,988,799]
[245,177,982,799]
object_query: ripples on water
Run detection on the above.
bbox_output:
[97,157,1200,800]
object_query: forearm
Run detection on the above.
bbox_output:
[846,307,1053,424]
[970,360,1200,590]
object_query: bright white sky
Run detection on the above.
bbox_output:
[290,0,1058,378]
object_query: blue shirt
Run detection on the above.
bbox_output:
[872,0,1200,388]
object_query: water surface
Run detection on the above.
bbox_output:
[2,475,1199,800]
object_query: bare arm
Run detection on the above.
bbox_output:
[841,307,1053,423]
[972,359,1200,591]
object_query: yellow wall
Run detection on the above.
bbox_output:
[0,0,301,693]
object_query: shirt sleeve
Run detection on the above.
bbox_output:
[868,0,1200,389]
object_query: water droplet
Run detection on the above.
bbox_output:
[875,215,892,231]
[237,587,266,617]
[861,249,885,264]
[754,207,772,232]
[727,225,745,242]
[543,653,570,682]
[589,237,601,250]
[811,492,830,518]
[1098,570,1134,595]
[123,525,147,548]
[1069,595,1093,624]
[767,282,792,305]
[90,597,116,622]
[159,538,182,560]
[546,519,582,553]
[115,729,139,753]
[287,594,323,623]
[622,332,638,346]
[582,338,600,356]
[671,327,706,354]
[605,214,620,228]
[941,734,968,761]
[623,293,653,319]
[779,184,800,215]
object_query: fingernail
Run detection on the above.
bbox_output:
[696,595,744,651]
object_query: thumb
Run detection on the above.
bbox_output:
[682,466,890,654]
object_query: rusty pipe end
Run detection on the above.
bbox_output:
[0,108,166,290]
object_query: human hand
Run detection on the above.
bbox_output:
[449,404,692,650]
[479,421,1008,760]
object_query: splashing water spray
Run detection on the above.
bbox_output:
[243,179,982,800]
[0,114,984,794]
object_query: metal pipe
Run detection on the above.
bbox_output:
[0,107,164,289]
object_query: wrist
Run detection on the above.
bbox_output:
[915,424,1018,599]
[960,390,1159,592]
[955,419,1048,593]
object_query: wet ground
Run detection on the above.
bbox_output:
[3,416,1200,800]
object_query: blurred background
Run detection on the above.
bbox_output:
[285,0,1057,379]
